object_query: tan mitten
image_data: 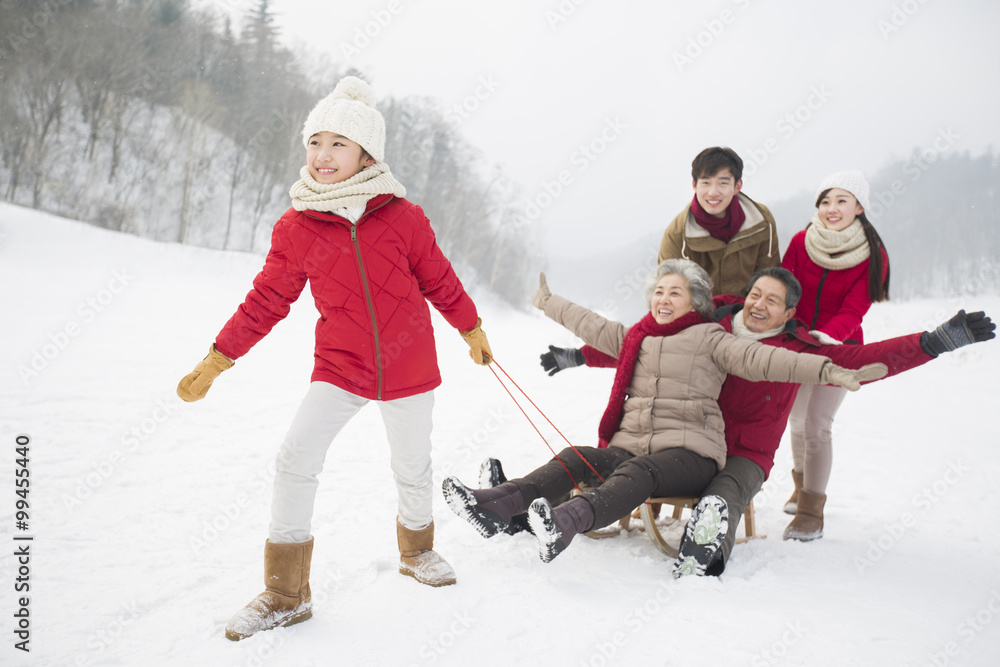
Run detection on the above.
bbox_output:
[820,361,887,392]
[459,318,493,366]
[177,345,234,402]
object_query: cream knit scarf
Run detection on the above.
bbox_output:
[731,307,786,341]
[289,162,407,212]
[804,215,870,270]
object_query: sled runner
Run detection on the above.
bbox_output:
[582,494,762,558]
[639,496,761,558]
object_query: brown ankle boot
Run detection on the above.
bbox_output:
[783,469,804,515]
[782,490,826,541]
[397,519,456,587]
[225,537,314,641]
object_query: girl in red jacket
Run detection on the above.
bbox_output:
[780,170,890,541]
[175,77,492,640]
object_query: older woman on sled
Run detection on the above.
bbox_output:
[442,259,885,575]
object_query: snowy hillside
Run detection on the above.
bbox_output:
[2,203,999,667]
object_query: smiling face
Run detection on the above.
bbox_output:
[693,168,743,218]
[649,274,694,325]
[742,275,796,333]
[817,187,864,231]
[306,131,374,184]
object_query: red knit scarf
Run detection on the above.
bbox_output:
[597,310,707,447]
[690,194,746,244]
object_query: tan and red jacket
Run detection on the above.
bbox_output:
[581,297,933,477]
[544,295,830,471]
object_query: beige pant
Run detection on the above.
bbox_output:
[269,381,435,543]
[788,383,848,495]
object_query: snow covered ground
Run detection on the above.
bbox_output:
[2,202,999,667]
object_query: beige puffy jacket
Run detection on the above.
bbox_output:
[544,295,830,470]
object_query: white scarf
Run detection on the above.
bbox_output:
[289,162,407,212]
[804,215,870,270]
[731,307,786,341]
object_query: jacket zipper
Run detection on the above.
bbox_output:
[351,224,383,399]
[304,198,394,399]
[347,197,394,400]
[811,269,829,330]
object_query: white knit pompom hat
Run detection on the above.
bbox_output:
[815,169,871,214]
[301,76,386,162]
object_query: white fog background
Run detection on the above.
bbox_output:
[241,0,1000,254]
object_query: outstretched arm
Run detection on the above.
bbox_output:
[711,329,885,391]
[181,218,306,402]
[921,310,996,356]
[532,273,626,358]
[408,207,491,364]
[811,309,995,384]
[216,219,308,360]
[821,333,928,381]
[538,344,617,375]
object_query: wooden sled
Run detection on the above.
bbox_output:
[639,496,762,558]
[581,494,763,558]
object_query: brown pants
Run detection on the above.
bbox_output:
[512,445,717,529]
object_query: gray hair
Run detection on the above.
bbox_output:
[746,267,802,309]
[644,259,715,318]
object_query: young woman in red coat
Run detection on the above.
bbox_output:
[175,77,492,640]
[780,170,890,541]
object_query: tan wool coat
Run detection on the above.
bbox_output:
[544,295,831,470]
[658,193,780,296]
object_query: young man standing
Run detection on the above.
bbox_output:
[659,147,780,296]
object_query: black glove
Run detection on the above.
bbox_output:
[920,310,996,357]
[539,345,585,376]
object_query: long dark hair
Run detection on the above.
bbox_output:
[814,190,890,303]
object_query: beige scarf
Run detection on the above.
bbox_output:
[289,162,407,212]
[804,215,870,270]
[731,307,786,341]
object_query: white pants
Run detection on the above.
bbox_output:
[788,383,848,495]
[269,381,435,543]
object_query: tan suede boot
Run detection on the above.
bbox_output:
[225,537,314,641]
[397,519,456,587]
[783,469,804,515]
[782,490,826,542]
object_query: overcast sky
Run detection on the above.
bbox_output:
[210,0,1000,257]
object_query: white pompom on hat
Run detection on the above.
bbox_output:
[815,169,871,215]
[301,76,386,162]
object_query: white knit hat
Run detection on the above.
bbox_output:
[815,169,871,214]
[301,76,386,162]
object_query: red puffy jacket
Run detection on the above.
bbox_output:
[781,229,889,344]
[215,195,478,401]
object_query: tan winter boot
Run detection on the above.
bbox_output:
[225,537,314,641]
[397,519,456,587]
[782,490,826,542]
[783,469,804,515]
